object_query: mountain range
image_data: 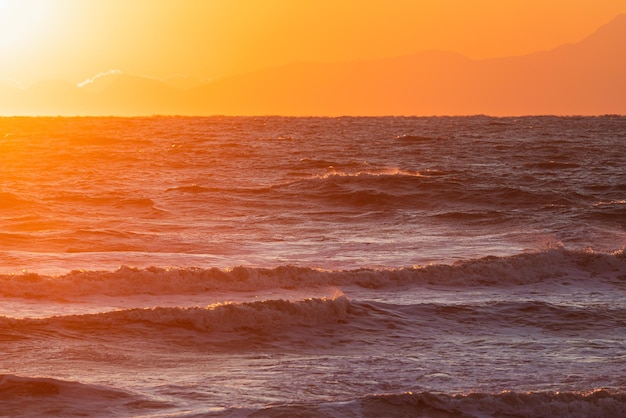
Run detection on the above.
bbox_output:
[1,14,625,116]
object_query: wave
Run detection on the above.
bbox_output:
[314,167,423,179]
[351,299,626,334]
[0,191,35,209]
[431,209,510,224]
[523,161,581,170]
[396,134,448,141]
[298,157,366,171]
[3,291,623,341]
[165,184,217,193]
[273,169,463,210]
[153,165,560,214]
[66,135,127,147]
[51,193,158,210]
[3,376,623,418]
[585,200,626,227]
[0,374,166,417]
[229,390,626,418]
[266,168,591,212]
[0,247,623,299]
[1,296,348,338]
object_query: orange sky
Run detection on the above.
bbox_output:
[1,0,625,86]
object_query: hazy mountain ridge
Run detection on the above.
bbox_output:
[1,14,624,116]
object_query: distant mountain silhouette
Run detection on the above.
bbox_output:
[1,14,624,116]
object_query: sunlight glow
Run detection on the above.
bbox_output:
[0,1,54,54]
[0,0,625,116]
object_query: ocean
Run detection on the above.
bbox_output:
[0,115,625,417]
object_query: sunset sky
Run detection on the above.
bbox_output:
[1,0,625,86]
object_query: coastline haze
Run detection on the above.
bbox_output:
[0,4,625,116]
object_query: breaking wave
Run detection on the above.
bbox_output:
[0,248,623,299]
[1,296,349,334]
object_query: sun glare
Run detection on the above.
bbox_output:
[0,0,55,54]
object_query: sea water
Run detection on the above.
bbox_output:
[0,116,625,417]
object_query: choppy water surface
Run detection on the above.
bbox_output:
[0,116,625,417]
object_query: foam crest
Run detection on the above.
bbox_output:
[316,167,422,179]
[131,295,349,332]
